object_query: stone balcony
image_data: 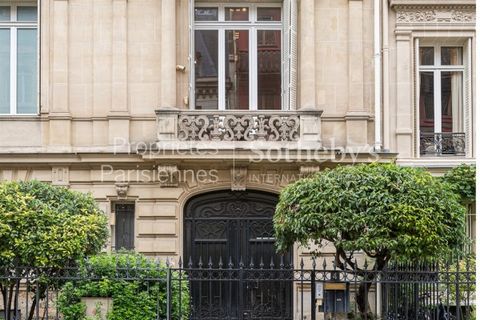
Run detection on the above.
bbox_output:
[155,107,323,151]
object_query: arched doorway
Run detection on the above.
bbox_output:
[184,190,293,319]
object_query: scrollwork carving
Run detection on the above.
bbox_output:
[396,6,475,24]
[177,112,301,142]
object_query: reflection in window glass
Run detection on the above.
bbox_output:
[18,7,37,22]
[17,29,37,114]
[225,7,249,21]
[0,29,10,113]
[441,72,463,133]
[257,8,281,21]
[441,47,462,65]
[195,30,218,110]
[258,30,281,110]
[419,72,434,133]
[17,6,37,21]
[420,47,434,65]
[194,7,218,21]
[225,30,249,110]
[0,6,10,21]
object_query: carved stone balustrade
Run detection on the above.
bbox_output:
[155,108,323,151]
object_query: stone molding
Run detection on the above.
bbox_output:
[299,165,320,178]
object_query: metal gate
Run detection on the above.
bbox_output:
[184,190,293,319]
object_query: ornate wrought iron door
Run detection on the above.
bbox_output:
[184,190,293,319]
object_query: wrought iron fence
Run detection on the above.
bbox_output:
[420,132,466,156]
[0,256,475,320]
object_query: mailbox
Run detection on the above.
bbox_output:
[318,282,349,314]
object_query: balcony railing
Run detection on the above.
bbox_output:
[420,132,466,156]
[156,108,323,150]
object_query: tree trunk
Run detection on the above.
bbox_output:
[354,257,388,319]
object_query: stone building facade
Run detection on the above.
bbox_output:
[0,0,475,263]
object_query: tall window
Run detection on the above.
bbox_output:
[193,4,283,110]
[418,43,467,156]
[114,203,135,251]
[0,4,38,115]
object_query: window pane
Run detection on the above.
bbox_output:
[441,47,462,65]
[420,47,434,65]
[17,29,38,114]
[257,8,281,21]
[17,6,37,22]
[441,72,463,133]
[0,29,10,113]
[195,30,218,110]
[225,7,249,21]
[0,6,10,21]
[194,7,218,21]
[225,30,249,110]
[419,72,434,133]
[258,30,281,110]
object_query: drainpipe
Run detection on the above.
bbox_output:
[382,0,390,152]
[374,0,382,151]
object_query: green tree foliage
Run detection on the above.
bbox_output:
[273,163,467,315]
[441,164,476,204]
[0,180,108,320]
[57,253,190,320]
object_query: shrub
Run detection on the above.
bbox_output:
[57,253,190,320]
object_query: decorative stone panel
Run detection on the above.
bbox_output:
[52,167,69,186]
[393,5,475,25]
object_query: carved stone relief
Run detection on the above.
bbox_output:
[231,167,248,191]
[395,6,475,24]
[115,182,129,198]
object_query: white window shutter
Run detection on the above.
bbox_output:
[189,0,195,109]
[289,0,298,110]
[283,0,298,110]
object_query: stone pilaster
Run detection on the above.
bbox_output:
[346,0,369,149]
[160,0,177,108]
[299,0,316,109]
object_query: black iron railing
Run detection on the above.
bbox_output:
[0,257,475,320]
[420,132,466,156]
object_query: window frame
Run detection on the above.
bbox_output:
[191,2,284,111]
[415,38,472,157]
[0,2,39,116]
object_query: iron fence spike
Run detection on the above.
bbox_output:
[218,257,223,269]
[228,256,234,269]
[208,256,213,268]
[259,257,264,269]
[188,256,193,268]
[322,258,327,270]
[178,256,183,268]
[198,256,203,268]
[280,255,285,269]
[270,257,275,269]
[249,256,254,269]
[299,258,304,269]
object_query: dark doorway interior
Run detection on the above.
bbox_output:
[114,203,135,251]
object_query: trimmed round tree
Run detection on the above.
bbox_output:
[441,164,476,204]
[273,163,466,315]
[0,180,108,320]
